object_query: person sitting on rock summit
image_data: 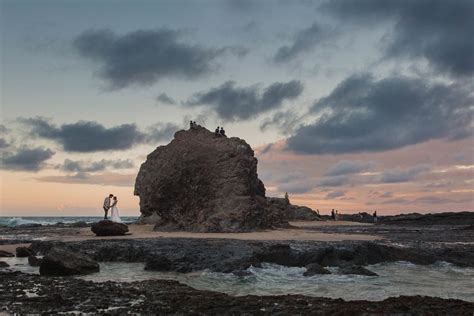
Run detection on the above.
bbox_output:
[215,126,220,136]
[220,127,226,137]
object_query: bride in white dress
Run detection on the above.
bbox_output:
[109,196,122,223]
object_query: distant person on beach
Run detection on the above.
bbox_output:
[215,126,220,136]
[103,194,113,220]
[190,120,193,129]
[110,196,122,223]
[220,127,226,137]
[373,211,378,223]
[331,209,335,220]
[284,192,289,203]
[335,210,339,221]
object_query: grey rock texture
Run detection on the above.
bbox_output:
[134,126,287,232]
[267,197,321,221]
[39,247,99,276]
[91,220,129,236]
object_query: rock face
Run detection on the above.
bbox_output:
[16,247,35,258]
[0,250,14,258]
[91,220,129,236]
[134,126,286,232]
[39,247,99,276]
[267,197,321,221]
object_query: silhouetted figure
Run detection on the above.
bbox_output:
[215,126,220,136]
[373,211,378,223]
[335,210,339,221]
[220,127,226,137]
[331,209,335,220]
[284,192,289,203]
[190,120,193,129]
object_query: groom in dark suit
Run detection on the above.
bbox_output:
[103,194,113,220]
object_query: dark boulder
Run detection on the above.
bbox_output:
[28,255,43,267]
[303,263,331,276]
[39,247,99,276]
[134,126,287,232]
[0,250,14,257]
[339,265,378,276]
[91,220,129,236]
[0,261,9,268]
[16,247,35,258]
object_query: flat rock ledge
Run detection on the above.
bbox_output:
[91,220,129,236]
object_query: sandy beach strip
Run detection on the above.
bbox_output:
[0,221,379,253]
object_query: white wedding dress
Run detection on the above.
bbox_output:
[110,200,122,223]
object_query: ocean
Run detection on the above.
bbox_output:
[0,216,139,227]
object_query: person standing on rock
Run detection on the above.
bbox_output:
[373,211,378,223]
[284,192,289,204]
[103,194,113,220]
[220,127,226,137]
[215,126,220,136]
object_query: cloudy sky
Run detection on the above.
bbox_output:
[1,0,473,216]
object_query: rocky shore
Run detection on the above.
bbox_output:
[2,271,473,315]
[1,217,473,314]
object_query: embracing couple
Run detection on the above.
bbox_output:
[103,194,122,223]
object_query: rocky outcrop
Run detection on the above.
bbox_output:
[0,250,14,257]
[3,271,474,315]
[91,220,129,236]
[134,126,287,232]
[39,247,99,276]
[16,247,35,258]
[28,256,42,267]
[380,211,474,225]
[267,197,320,221]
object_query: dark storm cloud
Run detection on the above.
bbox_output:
[260,110,301,135]
[379,165,430,183]
[185,80,303,121]
[321,0,474,77]
[21,117,145,152]
[273,23,333,63]
[20,118,180,152]
[59,159,134,173]
[74,29,245,89]
[157,93,177,105]
[1,147,54,171]
[0,139,9,149]
[325,160,373,177]
[287,74,473,154]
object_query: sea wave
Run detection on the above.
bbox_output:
[0,216,138,227]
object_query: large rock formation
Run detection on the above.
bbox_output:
[267,197,321,221]
[134,126,287,232]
